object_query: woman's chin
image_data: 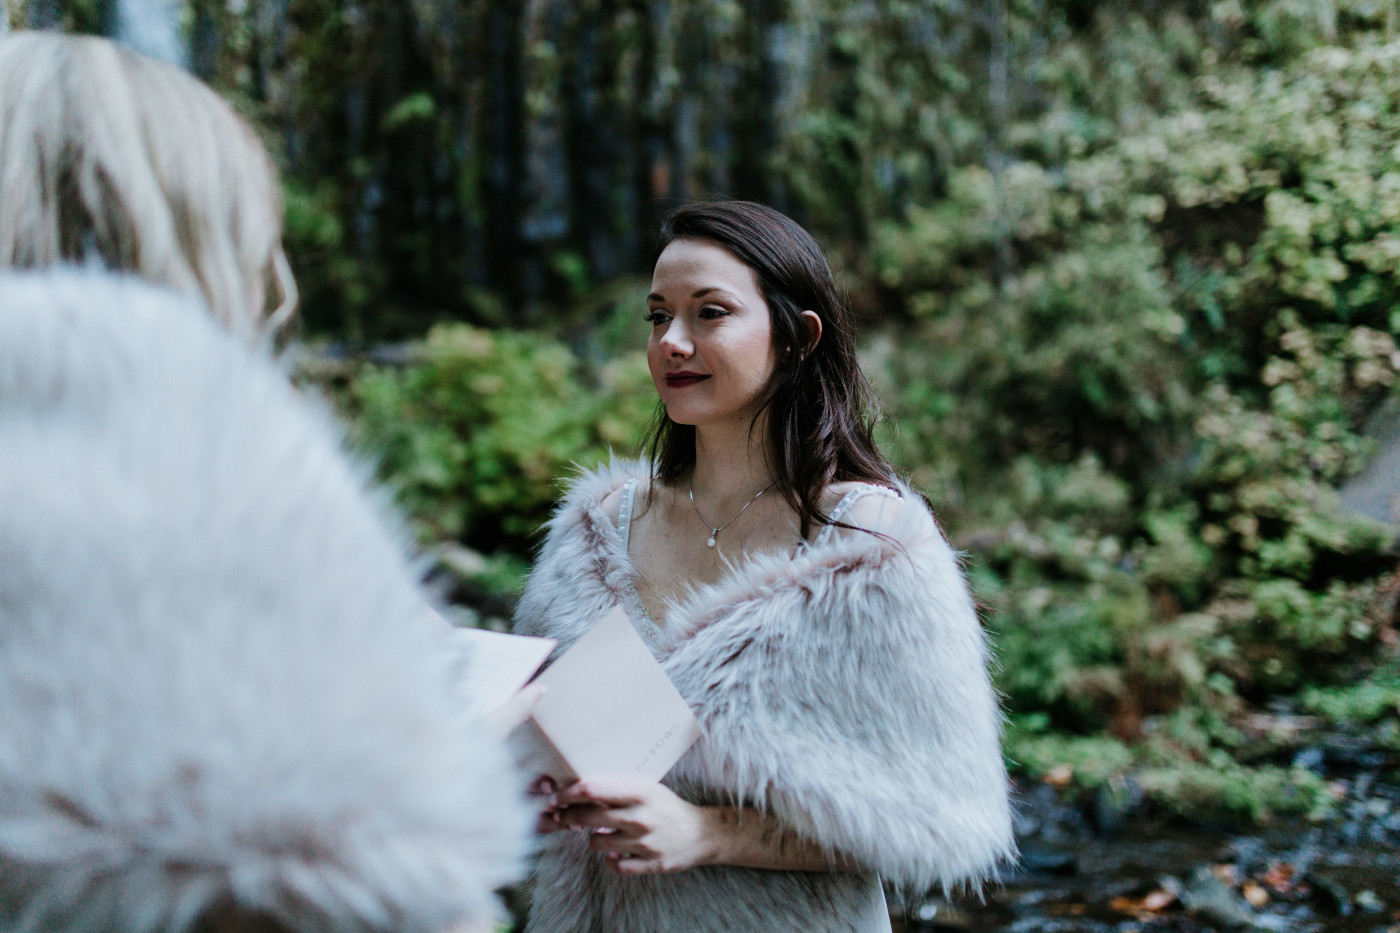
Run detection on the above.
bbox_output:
[664,409,702,427]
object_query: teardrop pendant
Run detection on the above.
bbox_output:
[707,534,717,548]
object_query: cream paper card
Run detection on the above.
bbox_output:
[444,626,556,722]
[518,607,701,784]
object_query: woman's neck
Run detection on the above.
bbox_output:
[690,417,776,510]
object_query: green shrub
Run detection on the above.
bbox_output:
[1137,759,1336,824]
[348,324,654,553]
[1302,665,1400,724]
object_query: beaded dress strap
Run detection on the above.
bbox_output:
[617,477,638,552]
[813,484,901,548]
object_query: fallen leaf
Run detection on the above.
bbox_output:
[1260,862,1296,893]
[1109,896,1140,915]
[1243,881,1270,907]
[1049,902,1087,916]
[1213,863,1240,886]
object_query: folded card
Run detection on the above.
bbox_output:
[443,625,556,722]
[516,607,701,784]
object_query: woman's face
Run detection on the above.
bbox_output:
[646,238,777,430]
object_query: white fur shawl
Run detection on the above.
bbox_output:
[0,270,531,933]
[514,460,1015,933]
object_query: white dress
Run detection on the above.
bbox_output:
[612,477,896,931]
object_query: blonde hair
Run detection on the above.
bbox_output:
[0,31,296,340]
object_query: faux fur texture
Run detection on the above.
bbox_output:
[514,460,1016,933]
[0,270,531,933]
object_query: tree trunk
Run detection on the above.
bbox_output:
[483,0,529,311]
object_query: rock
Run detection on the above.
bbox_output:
[1353,889,1384,913]
[1230,837,1271,877]
[1003,917,1111,933]
[1089,778,1142,836]
[907,899,976,929]
[1309,871,1354,917]
[1017,845,1078,876]
[1283,828,1322,879]
[1291,747,1326,773]
[1013,808,1043,839]
[1180,865,1263,929]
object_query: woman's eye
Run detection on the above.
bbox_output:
[644,311,670,326]
[699,306,730,319]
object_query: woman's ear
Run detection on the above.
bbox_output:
[799,310,823,353]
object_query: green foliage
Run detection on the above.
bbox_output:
[283,178,383,337]
[852,3,1400,820]
[1302,664,1400,723]
[382,92,437,131]
[1137,759,1336,824]
[348,325,654,552]
[1005,715,1136,788]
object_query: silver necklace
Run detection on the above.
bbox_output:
[689,478,774,548]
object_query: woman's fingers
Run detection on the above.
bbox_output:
[554,778,650,808]
[558,807,653,840]
[607,854,666,875]
[587,831,647,855]
[534,807,571,835]
[551,801,618,823]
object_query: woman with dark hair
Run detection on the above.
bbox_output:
[514,200,1014,932]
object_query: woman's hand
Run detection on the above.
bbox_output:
[548,778,719,875]
[538,779,860,875]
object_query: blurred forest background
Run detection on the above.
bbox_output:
[12,0,1400,832]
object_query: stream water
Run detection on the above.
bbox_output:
[901,759,1400,933]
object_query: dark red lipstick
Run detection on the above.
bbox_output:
[664,371,710,388]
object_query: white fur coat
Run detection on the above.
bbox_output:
[513,461,1016,933]
[0,270,531,933]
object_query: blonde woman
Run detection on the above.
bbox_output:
[0,270,532,933]
[0,30,295,340]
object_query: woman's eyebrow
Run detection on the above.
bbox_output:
[693,287,739,299]
[647,287,741,302]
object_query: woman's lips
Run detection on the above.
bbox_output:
[664,373,710,388]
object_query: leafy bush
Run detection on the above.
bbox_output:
[347,324,654,554]
[1137,759,1335,824]
[1302,664,1400,724]
[853,4,1400,817]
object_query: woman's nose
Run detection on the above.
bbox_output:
[659,321,693,357]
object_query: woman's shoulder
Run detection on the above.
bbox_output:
[816,479,941,549]
[554,457,650,519]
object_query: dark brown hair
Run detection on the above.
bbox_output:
[644,200,898,538]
